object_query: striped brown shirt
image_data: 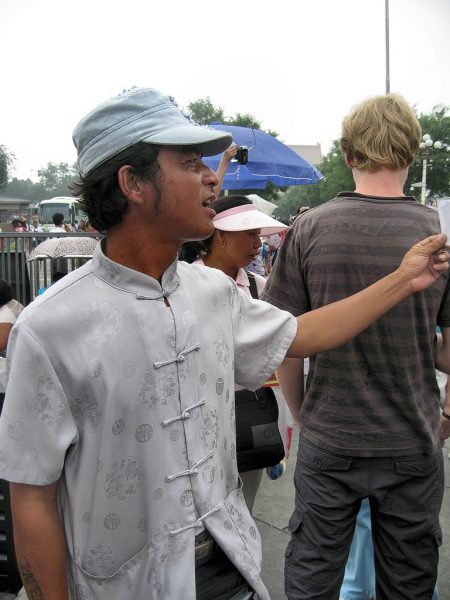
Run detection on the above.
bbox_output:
[262,193,450,456]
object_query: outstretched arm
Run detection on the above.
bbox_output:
[214,143,237,196]
[10,481,69,600]
[287,233,449,358]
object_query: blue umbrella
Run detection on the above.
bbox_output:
[202,122,323,190]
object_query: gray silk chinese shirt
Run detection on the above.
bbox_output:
[0,244,296,599]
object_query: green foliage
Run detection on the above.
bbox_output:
[407,105,450,200]
[0,145,15,191]
[187,97,225,125]
[187,98,277,136]
[4,161,78,201]
[4,178,37,200]
[228,112,261,129]
[36,162,78,196]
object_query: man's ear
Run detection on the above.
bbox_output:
[344,153,353,169]
[117,165,148,206]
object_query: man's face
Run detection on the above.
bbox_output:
[146,147,219,242]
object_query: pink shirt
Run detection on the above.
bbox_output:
[195,259,266,298]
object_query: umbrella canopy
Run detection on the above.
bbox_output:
[28,236,99,261]
[203,123,324,190]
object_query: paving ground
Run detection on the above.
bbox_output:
[255,429,450,600]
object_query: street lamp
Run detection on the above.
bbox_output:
[419,134,447,204]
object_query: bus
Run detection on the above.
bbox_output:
[37,197,84,231]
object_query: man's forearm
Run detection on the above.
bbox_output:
[435,328,450,374]
[277,357,304,428]
[10,482,69,600]
[213,159,228,197]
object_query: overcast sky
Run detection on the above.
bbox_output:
[1,0,449,181]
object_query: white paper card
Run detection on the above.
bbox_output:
[437,198,450,242]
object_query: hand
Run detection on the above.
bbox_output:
[222,143,238,164]
[439,414,450,447]
[397,233,449,293]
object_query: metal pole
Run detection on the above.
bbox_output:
[421,154,428,204]
[385,0,390,94]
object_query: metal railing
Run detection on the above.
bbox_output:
[0,233,98,305]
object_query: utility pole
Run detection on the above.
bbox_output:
[385,0,390,94]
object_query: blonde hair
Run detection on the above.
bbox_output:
[340,93,421,172]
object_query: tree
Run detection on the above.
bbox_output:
[4,161,78,201]
[0,145,15,191]
[3,178,37,200]
[407,105,450,201]
[228,113,261,129]
[36,162,78,197]
[187,97,225,125]
[187,98,277,135]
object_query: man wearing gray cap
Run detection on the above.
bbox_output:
[0,87,447,600]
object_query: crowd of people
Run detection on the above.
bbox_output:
[2,213,95,234]
[0,86,448,600]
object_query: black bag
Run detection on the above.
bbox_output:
[234,272,285,472]
[235,386,285,472]
[235,272,285,472]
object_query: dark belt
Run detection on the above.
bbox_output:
[195,530,216,567]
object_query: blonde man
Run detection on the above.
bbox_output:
[263,94,450,600]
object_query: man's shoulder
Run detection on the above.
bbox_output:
[19,263,93,323]
[178,260,234,287]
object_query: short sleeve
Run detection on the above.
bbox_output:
[231,284,297,390]
[0,325,78,485]
[261,224,310,316]
[0,305,16,325]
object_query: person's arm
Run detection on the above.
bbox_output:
[0,323,12,352]
[10,481,69,600]
[213,143,237,196]
[435,327,450,374]
[287,233,449,358]
[277,357,304,429]
[440,379,450,447]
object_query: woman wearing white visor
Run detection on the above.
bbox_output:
[180,195,288,512]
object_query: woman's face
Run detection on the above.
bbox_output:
[221,229,262,268]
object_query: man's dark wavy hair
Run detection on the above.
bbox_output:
[0,280,13,307]
[70,142,160,234]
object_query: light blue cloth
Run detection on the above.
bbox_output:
[340,499,439,600]
[340,499,375,600]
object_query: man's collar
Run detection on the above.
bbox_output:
[91,240,180,299]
